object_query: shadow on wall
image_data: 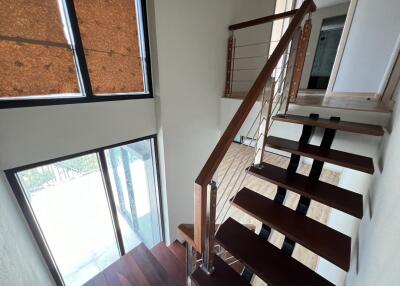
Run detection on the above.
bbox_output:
[346,90,400,286]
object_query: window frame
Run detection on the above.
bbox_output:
[0,0,153,109]
[5,134,164,286]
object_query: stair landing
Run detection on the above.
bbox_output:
[84,242,186,286]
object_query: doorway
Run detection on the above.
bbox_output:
[7,136,163,286]
[308,15,347,89]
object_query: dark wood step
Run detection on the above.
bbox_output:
[191,255,250,286]
[216,218,334,286]
[83,273,108,286]
[177,223,195,248]
[177,223,256,248]
[266,136,374,174]
[168,240,186,266]
[128,243,178,286]
[152,242,186,285]
[224,256,246,274]
[231,188,351,270]
[273,114,384,136]
[84,243,177,286]
[247,162,363,218]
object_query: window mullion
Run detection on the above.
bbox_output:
[98,150,126,256]
[63,0,93,98]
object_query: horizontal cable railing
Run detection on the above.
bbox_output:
[183,0,316,278]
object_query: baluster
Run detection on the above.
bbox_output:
[288,18,312,101]
[282,26,302,113]
[225,33,236,96]
[254,78,275,165]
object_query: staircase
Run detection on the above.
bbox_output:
[85,2,386,285]
[84,241,187,286]
[176,1,386,285]
[183,115,383,285]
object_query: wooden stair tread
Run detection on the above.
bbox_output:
[84,243,177,286]
[247,162,363,218]
[273,114,384,136]
[83,273,109,286]
[231,188,351,270]
[177,223,195,248]
[168,240,186,266]
[266,136,374,174]
[177,223,256,248]
[152,242,186,285]
[191,255,250,286]
[216,218,334,286]
[128,244,178,286]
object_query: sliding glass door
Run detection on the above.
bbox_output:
[105,139,162,252]
[8,136,162,286]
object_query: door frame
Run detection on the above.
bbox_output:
[5,134,164,286]
[326,0,358,95]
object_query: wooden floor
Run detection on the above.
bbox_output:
[216,143,341,286]
[84,242,186,286]
[295,90,392,113]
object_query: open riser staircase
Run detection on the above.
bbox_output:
[180,113,383,286]
[87,1,386,285]
[175,1,385,285]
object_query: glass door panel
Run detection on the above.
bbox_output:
[16,154,119,286]
[105,138,162,251]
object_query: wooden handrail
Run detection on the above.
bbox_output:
[195,0,316,189]
[229,9,298,31]
[193,0,316,254]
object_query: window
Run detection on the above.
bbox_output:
[0,0,151,108]
[0,0,80,98]
[6,136,162,286]
[105,140,162,251]
[75,0,149,95]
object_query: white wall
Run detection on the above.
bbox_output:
[0,99,157,170]
[0,99,157,284]
[316,168,374,285]
[333,0,400,93]
[344,88,400,285]
[300,2,350,89]
[230,0,276,94]
[0,173,55,286]
[148,0,248,243]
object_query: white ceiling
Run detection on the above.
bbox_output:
[313,0,350,9]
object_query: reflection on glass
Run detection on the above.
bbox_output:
[75,0,147,95]
[0,0,80,98]
[17,154,119,286]
[105,138,161,251]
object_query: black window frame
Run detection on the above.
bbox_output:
[0,0,153,109]
[5,134,164,286]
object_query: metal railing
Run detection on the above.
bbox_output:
[183,1,315,282]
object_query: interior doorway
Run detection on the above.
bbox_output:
[308,15,347,89]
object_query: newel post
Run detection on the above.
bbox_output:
[200,181,217,275]
[194,183,206,253]
[194,180,217,275]
[225,34,236,96]
[282,26,302,113]
[254,78,275,165]
[288,18,312,102]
